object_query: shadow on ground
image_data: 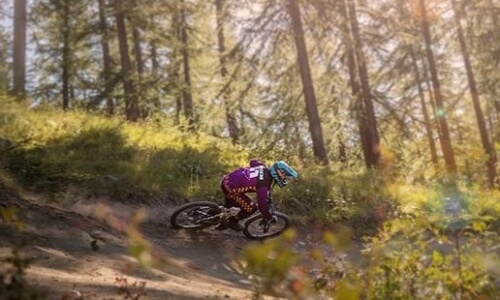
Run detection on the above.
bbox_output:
[0,194,278,300]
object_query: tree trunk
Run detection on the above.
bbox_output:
[489,0,500,117]
[131,25,144,117]
[179,0,195,130]
[130,0,144,77]
[114,0,138,121]
[418,0,457,173]
[150,41,159,75]
[171,4,183,126]
[486,0,500,69]
[410,48,439,168]
[485,0,500,132]
[149,38,162,110]
[451,0,497,186]
[287,0,329,165]
[346,0,381,168]
[132,28,144,76]
[215,0,239,144]
[395,0,439,168]
[421,58,442,142]
[13,0,27,99]
[98,0,114,115]
[0,34,7,91]
[61,0,71,110]
[338,0,371,169]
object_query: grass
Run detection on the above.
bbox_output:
[0,97,249,202]
[0,94,498,228]
[1,95,499,299]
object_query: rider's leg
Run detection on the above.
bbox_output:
[237,203,257,219]
[220,178,255,216]
[216,193,254,231]
[226,194,255,231]
[218,177,256,231]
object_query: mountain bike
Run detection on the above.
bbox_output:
[169,197,290,240]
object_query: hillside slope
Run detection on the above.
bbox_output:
[0,184,284,300]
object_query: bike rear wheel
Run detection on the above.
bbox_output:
[170,201,222,230]
[243,212,290,240]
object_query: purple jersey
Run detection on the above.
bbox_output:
[222,160,274,219]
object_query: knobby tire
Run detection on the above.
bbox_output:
[170,201,221,230]
[243,212,290,240]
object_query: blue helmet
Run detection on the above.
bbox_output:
[269,161,298,188]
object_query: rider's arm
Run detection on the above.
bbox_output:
[255,166,273,220]
[256,186,272,220]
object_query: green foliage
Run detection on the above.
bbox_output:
[359,217,499,300]
[241,228,362,299]
[242,229,301,297]
[0,248,46,300]
[0,96,404,235]
[1,96,402,226]
[0,98,248,202]
[242,214,499,299]
[1,97,497,235]
[1,96,498,300]
[241,172,499,299]
[281,167,400,236]
[387,178,500,234]
[0,205,45,299]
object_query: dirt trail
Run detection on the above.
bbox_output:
[0,195,296,299]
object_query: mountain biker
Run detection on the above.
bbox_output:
[216,159,298,231]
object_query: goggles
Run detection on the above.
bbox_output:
[277,169,288,185]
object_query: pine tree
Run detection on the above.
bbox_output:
[12,0,27,98]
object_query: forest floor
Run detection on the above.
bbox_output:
[0,188,362,300]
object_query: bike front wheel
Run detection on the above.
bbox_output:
[170,201,222,230]
[243,212,290,240]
